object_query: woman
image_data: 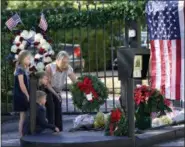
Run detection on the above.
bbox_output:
[45,51,77,131]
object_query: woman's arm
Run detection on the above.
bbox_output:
[68,72,77,83]
[46,85,61,101]
[45,65,52,86]
[18,75,29,100]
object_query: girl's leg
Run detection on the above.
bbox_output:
[19,112,26,136]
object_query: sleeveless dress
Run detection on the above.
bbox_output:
[13,66,30,112]
[48,62,73,93]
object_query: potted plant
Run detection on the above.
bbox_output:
[134,85,172,130]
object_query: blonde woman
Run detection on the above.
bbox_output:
[45,51,77,131]
[13,50,31,136]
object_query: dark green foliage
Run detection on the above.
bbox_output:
[104,114,128,136]
[71,75,108,112]
[2,1,146,31]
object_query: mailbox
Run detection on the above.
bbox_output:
[117,47,150,81]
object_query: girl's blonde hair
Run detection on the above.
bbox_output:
[16,50,31,68]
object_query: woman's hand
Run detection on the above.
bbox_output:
[57,93,62,102]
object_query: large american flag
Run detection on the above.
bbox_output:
[5,14,22,31]
[39,13,48,31]
[146,1,184,101]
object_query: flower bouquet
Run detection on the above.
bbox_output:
[105,108,128,136]
[134,85,172,130]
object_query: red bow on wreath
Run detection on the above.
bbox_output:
[77,77,98,100]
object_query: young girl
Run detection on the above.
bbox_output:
[13,50,31,136]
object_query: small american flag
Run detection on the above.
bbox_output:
[146,1,184,101]
[5,14,22,31]
[39,13,48,31]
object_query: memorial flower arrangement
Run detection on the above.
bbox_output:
[105,108,128,136]
[71,75,108,112]
[8,30,54,73]
[152,115,173,128]
[134,85,172,130]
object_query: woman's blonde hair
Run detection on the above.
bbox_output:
[56,51,69,61]
[16,50,31,68]
[56,51,69,71]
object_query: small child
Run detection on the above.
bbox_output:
[22,90,59,136]
[36,72,62,131]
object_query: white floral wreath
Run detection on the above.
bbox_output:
[10,30,54,72]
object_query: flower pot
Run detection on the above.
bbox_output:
[136,115,151,130]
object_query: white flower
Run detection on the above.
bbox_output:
[40,39,47,46]
[19,44,25,50]
[35,54,42,59]
[172,110,185,122]
[22,40,27,46]
[34,33,43,42]
[28,30,36,39]
[42,43,50,51]
[86,93,93,101]
[48,50,55,55]
[14,36,21,44]
[136,84,142,88]
[15,54,18,60]
[43,56,52,63]
[160,115,173,125]
[152,118,162,127]
[11,45,17,53]
[20,30,29,39]
[36,62,45,71]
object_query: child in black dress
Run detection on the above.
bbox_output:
[36,72,62,131]
[13,50,31,136]
[23,90,60,135]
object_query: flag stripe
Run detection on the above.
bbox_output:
[178,1,185,101]
[150,40,156,89]
[160,40,165,94]
[175,40,181,100]
[164,40,170,98]
[167,40,172,99]
[154,40,161,90]
[171,40,176,100]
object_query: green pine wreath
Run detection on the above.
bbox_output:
[71,75,108,112]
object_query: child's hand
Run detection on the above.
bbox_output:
[55,127,60,132]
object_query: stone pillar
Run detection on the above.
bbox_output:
[29,77,37,134]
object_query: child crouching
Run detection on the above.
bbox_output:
[22,90,59,136]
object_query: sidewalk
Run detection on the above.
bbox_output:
[1,115,77,134]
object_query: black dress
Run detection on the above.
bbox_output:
[13,66,29,112]
[38,85,62,131]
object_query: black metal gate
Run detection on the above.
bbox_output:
[1,1,148,114]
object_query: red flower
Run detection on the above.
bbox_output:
[20,37,24,42]
[39,48,46,54]
[164,99,171,107]
[110,108,122,123]
[16,43,20,47]
[34,42,40,46]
